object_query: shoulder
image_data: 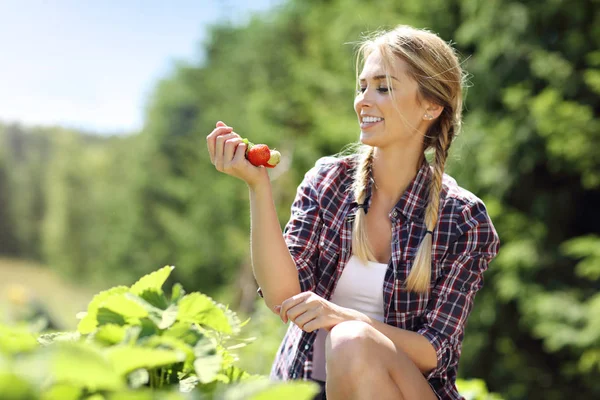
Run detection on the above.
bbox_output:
[440,173,498,239]
[302,154,356,193]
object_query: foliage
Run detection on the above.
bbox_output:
[0,0,598,398]
[0,267,318,400]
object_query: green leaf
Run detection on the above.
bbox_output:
[103,294,150,319]
[78,286,129,334]
[170,283,186,304]
[130,266,174,296]
[0,372,37,400]
[138,289,169,310]
[159,304,178,330]
[164,322,204,346]
[177,293,232,334]
[97,308,127,327]
[16,343,123,392]
[561,235,600,280]
[250,381,320,400]
[194,338,222,384]
[105,347,186,376]
[42,384,82,400]
[220,365,252,384]
[109,390,185,400]
[84,395,105,400]
[92,324,127,346]
[0,325,39,354]
[217,379,319,400]
[142,335,195,373]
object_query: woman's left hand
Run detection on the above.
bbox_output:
[275,292,366,332]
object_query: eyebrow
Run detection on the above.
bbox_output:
[358,74,401,83]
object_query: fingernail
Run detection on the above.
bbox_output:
[274,305,282,312]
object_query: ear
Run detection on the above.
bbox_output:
[423,102,444,120]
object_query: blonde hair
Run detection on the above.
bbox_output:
[352,25,465,293]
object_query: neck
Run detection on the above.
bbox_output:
[371,146,423,205]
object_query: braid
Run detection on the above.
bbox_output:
[406,115,453,293]
[352,146,376,263]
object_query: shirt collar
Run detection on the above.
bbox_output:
[348,158,431,222]
[394,160,431,221]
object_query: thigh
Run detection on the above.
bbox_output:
[329,321,438,400]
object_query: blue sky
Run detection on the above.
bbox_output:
[0,0,281,134]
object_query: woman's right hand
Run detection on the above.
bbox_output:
[206,121,269,188]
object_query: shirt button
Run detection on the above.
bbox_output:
[391,210,398,218]
[460,286,468,292]
[292,373,297,378]
[320,241,325,247]
[304,344,310,350]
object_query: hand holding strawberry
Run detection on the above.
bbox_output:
[206,121,281,189]
[242,138,281,168]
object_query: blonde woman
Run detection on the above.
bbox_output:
[207,25,499,400]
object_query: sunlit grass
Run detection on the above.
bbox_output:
[0,257,100,330]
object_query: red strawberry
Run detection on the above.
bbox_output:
[247,144,271,167]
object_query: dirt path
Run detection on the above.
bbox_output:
[0,258,100,329]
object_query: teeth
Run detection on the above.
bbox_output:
[363,116,383,123]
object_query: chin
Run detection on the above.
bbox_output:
[359,131,379,147]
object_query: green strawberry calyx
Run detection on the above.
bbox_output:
[242,138,254,156]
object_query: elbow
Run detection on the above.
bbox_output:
[264,297,279,313]
[262,287,303,312]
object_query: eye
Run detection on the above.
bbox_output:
[356,86,391,95]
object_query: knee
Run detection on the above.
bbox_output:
[325,321,377,378]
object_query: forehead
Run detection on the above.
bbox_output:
[359,49,408,80]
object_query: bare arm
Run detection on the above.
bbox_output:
[248,178,301,309]
[206,121,301,310]
[360,314,437,374]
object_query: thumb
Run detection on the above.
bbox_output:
[216,121,227,128]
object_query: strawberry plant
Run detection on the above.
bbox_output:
[0,266,318,400]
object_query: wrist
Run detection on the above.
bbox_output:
[247,170,270,192]
[342,307,371,325]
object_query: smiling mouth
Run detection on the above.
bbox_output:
[360,116,384,128]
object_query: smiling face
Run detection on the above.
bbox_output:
[354,48,432,151]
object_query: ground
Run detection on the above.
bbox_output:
[0,257,98,330]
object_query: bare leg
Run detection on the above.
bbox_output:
[325,320,437,400]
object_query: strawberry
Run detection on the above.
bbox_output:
[242,138,281,168]
[247,144,271,167]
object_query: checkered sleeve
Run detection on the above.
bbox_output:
[280,165,324,293]
[418,199,500,381]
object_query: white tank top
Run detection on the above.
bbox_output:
[311,255,388,381]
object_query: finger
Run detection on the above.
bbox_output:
[223,137,242,166]
[286,302,312,324]
[232,142,247,165]
[280,292,311,323]
[302,317,326,333]
[216,120,227,128]
[215,132,240,170]
[293,308,318,330]
[207,126,233,164]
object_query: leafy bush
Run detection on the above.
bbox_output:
[0,266,318,400]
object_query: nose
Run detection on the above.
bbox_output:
[354,89,373,112]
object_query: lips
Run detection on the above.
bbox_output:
[360,115,384,129]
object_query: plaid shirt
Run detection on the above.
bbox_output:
[268,155,499,400]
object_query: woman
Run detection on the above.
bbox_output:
[206,25,499,400]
